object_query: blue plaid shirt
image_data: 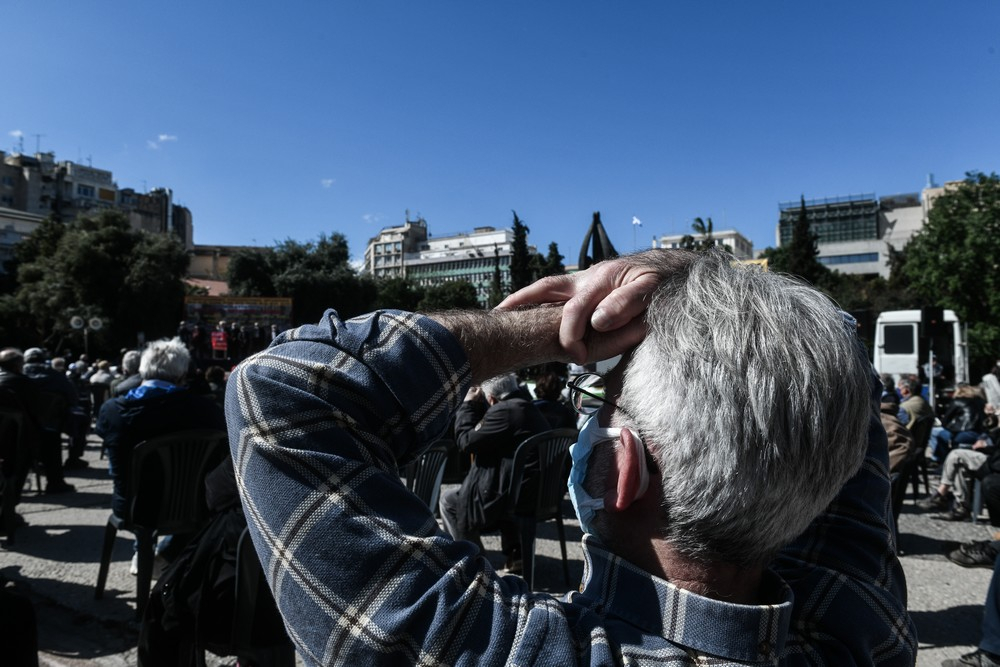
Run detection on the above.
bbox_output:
[227,310,916,666]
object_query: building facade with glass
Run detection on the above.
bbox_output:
[776,190,927,278]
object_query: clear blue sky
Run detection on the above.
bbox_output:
[3,2,998,265]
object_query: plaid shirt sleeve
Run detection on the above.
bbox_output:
[225,310,566,666]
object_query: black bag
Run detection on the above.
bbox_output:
[137,507,247,666]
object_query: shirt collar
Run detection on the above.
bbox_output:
[573,535,793,663]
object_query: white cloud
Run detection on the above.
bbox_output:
[321,178,335,189]
[362,213,383,225]
[9,130,23,138]
[147,134,178,150]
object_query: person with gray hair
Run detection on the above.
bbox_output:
[96,338,226,573]
[438,371,550,574]
[111,349,142,398]
[225,248,915,665]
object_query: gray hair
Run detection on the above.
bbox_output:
[122,350,141,375]
[897,375,921,395]
[139,338,190,383]
[609,250,873,566]
[482,373,520,401]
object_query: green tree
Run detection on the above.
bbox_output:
[785,197,828,285]
[418,281,480,310]
[488,244,506,308]
[542,242,565,277]
[902,171,1000,374]
[760,197,828,286]
[227,233,375,324]
[0,210,188,353]
[509,211,533,292]
[373,277,425,311]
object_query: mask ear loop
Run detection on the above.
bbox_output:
[625,428,650,501]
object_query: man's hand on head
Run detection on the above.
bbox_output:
[497,249,696,363]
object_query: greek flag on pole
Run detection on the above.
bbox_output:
[632,216,642,226]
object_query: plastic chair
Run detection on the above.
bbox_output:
[505,428,577,590]
[229,528,296,666]
[403,442,450,515]
[94,429,229,616]
[0,405,28,545]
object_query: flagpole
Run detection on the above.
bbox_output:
[631,216,642,251]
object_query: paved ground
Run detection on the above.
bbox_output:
[0,434,995,666]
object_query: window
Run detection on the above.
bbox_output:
[1,176,13,187]
[818,253,879,265]
[883,324,915,355]
[77,184,95,198]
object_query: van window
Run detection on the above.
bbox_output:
[884,324,915,354]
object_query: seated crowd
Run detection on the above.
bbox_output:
[19,254,1000,665]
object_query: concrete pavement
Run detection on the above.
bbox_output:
[0,433,996,666]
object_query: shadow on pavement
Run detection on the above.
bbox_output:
[898,532,960,558]
[3,570,138,661]
[2,522,122,565]
[911,605,983,649]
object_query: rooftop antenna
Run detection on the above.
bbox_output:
[86,155,92,167]
[142,179,148,192]
[16,134,24,153]
[32,133,44,153]
[926,173,936,189]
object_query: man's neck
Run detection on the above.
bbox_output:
[650,542,765,604]
[606,508,765,604]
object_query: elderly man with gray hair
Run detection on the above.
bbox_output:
[226,249,915,665]
[96,338,226,572]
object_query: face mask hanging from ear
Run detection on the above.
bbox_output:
[568,415,650,535]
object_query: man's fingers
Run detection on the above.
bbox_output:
[589,276,660,332]
[495,275,574,310]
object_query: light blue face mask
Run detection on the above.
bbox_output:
[568,415,649,535]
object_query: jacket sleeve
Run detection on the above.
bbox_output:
[225,310,542,666]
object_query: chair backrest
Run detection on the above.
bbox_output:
[233,527,294,662]
[128,429,229,534]
[507,428,577,520]
[910,413,935,450]
[405,443,450,511]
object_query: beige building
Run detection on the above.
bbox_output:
[653,228,754,260]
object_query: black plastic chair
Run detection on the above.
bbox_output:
[94,429,228,616]
[505,428,577,590]
[907,413,935,501]
[0,405,28,545]
[228,528,296,666]
[403,442,451,515]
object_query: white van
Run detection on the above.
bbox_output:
[873,309,968,386]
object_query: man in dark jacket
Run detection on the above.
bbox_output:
[23,347,89,475]
[439,373,549,573]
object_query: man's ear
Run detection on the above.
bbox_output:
[602,427,649,512]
